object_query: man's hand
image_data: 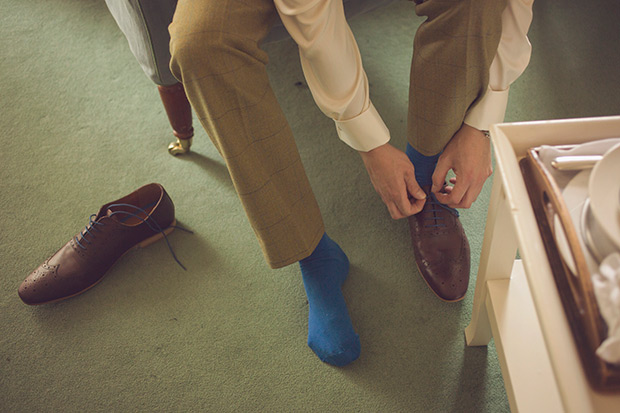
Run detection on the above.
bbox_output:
[359,143,427,219]
[431,124,493,209]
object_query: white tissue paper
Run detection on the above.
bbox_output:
[593,253,620,364]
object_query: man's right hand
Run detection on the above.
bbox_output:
[359,143,427,219]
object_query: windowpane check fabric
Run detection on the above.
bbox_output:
[168,0,532,266]
[169,0,325,268]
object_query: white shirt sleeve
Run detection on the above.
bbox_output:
[275,0,390,152]
[464,0,535,131]
[276,0,534,148]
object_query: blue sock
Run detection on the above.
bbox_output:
[406,143,441,187]
[299,233,360,366]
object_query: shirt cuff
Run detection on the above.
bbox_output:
[334,102,390,152]
[463,86,510,131]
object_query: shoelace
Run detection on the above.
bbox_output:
[75,203,193,270]
[422,193,459,228]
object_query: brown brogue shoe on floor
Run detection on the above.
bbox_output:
[19,183,177,305]
[407,186,470,302]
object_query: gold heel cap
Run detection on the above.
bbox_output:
[168,138,192,156]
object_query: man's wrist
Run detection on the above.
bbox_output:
[461,123,490,140]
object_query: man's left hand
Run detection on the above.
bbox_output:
[431,124,493,209]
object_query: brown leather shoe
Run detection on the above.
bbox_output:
[19,183,176,305]
[407,186,470,302]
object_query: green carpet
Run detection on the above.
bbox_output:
[1,1,619,412]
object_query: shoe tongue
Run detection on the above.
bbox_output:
[106,208,123,223]
[105,206,147,226]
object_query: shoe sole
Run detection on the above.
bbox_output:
[24,220,177,306]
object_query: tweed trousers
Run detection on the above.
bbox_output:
[169,0,505,268]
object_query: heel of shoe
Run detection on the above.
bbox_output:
[137,219,176,249]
